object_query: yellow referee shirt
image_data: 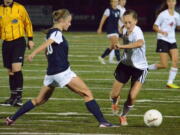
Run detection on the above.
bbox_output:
[0,2,33,41]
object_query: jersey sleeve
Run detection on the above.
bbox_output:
[49,31,63,44]
[103,8,110,17]
[154,13,163,26]
[20,5,33,38]
[134,28,144,41]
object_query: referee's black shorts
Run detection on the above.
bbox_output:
[156,39,177,53]
[114,63,148,84]
[2,37,26,69]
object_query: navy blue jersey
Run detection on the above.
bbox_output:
[104,8,120,34]
[46,28,69,75]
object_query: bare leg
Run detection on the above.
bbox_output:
[67,76,108,124]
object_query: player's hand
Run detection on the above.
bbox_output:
[115,44,122,49]
[27,53,35,62]
[160,31,168,36]
[28,41,35,50]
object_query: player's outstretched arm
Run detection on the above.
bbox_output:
[27,39,54,62]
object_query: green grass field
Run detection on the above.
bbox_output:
[0,32,180,135]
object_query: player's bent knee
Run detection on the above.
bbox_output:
[83,90,94,101]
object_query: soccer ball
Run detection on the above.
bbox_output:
[144,109,163,127]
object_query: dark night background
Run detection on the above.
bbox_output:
[1,0,180,31]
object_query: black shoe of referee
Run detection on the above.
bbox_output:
[0,98,14,106]
[12,99,23,107]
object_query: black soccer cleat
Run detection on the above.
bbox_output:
[0,98,14,106]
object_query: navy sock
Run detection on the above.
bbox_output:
[9,75,16,99]
[11,100,35,121]
[101,48,111,58]
[85,100,107,123]
[115,50,120,61]
[112,97,118,104]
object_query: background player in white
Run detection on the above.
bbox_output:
[110,10,148,126]
[148,0,180,88]
[109,0,127,63]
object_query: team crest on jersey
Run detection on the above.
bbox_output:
[12,19,18,24]
[169,22,174,27]
[0,16,2,19]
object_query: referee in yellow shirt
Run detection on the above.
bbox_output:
[0,0,35,107]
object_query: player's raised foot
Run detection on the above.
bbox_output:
[98,56,106,64]
[119,116,128,126]
[0,98,14,107]
[112,104,120,116]
[109,60,118,64]
[166,83,180,89]
[99,122,120,128]
[5,117,14,126]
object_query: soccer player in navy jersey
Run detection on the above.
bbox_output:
[109,0,127,63]
[5,9,118,128]
[97,0,121,64]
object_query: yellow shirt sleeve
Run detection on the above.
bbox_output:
[20,5,33,38]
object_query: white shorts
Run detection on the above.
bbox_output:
[107,33,119,38]
[43,67,77,88]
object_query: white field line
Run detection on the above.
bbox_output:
[0,133,124,135]
[0,111,180,119]
[0,97,179,103]
[0,69,173,75]
[21,54,162,59]
[0,86,180,92]
[0,77,179,82]
[0,59,163,63]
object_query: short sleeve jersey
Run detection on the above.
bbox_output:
[103,8,120,34]
[117,5,126,27]
[154,9,180,43]
[121,26,148,70]
[46,28,69,75]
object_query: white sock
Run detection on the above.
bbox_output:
[167,67,178,84]
[148,64,157,70]
[109,50,115,62]
[120,103,134,116]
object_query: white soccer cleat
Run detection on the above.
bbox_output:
[5,117,14,126]
[119,116,128,126]
[98,56,106,64]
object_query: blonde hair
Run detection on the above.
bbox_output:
[52,9,71,23]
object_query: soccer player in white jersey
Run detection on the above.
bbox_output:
[110,10,148,126]
[148,0,180,88]
[109,0,127,63]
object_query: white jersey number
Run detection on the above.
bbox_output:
[46,45,53,55]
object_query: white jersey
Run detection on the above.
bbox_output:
[121,26,148,70]
[117,5,126,27]
[154,9,180,43]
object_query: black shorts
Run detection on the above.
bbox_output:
[156,39,177,53]
[2,37,26,69]
[114,63,148,84]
